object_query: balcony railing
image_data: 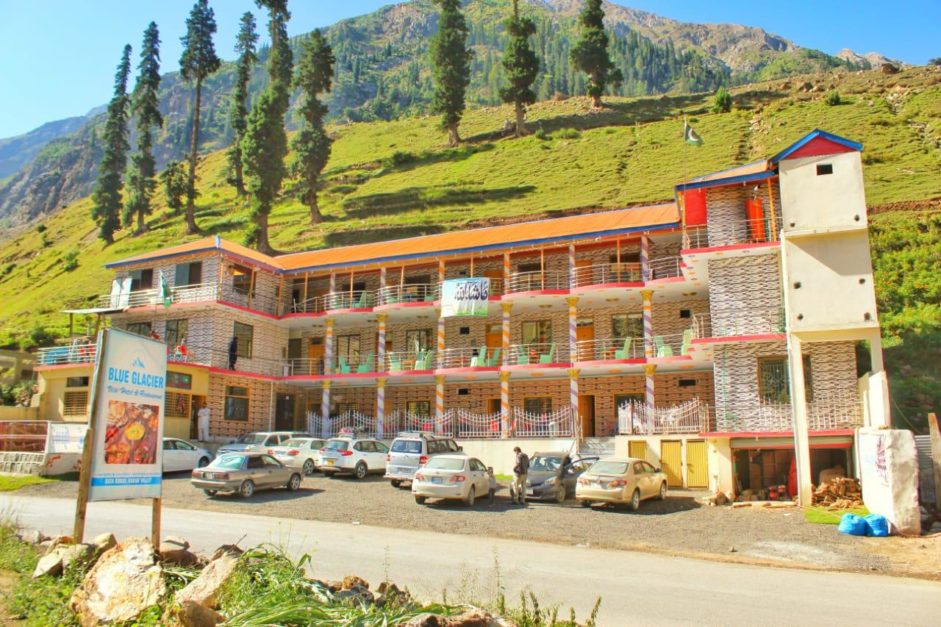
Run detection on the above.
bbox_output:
[290,295,326,315]
[574,337,644,361]
[385,350,436,372]
[510,406,576,438]
[37,342,97,366]
[334,354,377,374]
[437,347,501,369]
[506,270,569,293]
[685,216,780,250]
[617,399,710,435]
[376,283,439,306]
[284,358,325,376]
[97,282,220,310]
[221,286,281,315]
[648,256,683,280]
[696,310,785,338]
[715,392,864,432]
[506,342,569,365]
[572,263,641,288]
[325,290,375,310]
[650,333,691,357]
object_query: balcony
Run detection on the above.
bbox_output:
[333,354,378,374]
[385,350,436,372]
[714,392,864,433]
[37,343,97,366]
[648,256,683,280]
[506,342,569,365]
[325,290,374,311]
[572,263,641,288]
[376,283,439,307]
[506,270,569,294]
[221,286,281,316]
[437,347,501,369]
[693,311,784,340]
[574,337,644,362]
[283,358,325,376]
[97,282,219,310]
[684,216,779,250]
[617,399,711,435]
[290,296,326,315]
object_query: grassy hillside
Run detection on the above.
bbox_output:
[1,66,938,427]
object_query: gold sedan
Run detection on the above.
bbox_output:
[575,457,668,511]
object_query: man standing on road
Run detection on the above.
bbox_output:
[197,405,210,441]
[512,446,529,505]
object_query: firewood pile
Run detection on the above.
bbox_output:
[814,477,863,508]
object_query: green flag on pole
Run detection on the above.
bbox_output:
[159,270,172,307]
[684,117,704,146]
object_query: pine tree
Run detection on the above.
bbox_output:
[227,12,258,197]
[124,22,163,235]
[570,0,623,107]
[500,0,539,137]
[242,0,292,254]
[429,0,472,146]
[180,0,221,234]
[160,161,188,213]
[291,29,335,225]
[91,45,132,245]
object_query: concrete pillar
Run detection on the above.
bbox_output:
[568,368,580,442]
[503,251,512,293]
[867,328,891,428]
[640,235,651,282]
[641,289,654,358]
[324,319,335,375]
[377,313,387,372]
[644,363,656,408]
[567,296,579,363]
[436,306,445,368]
[500,370,511,438]
[379,267,387,304]
[435,374,446,421]
[320,380,331,428]
[787,334,814,506]
[501,302,512,365]
[568,243,577,289]
[376,377,386,438]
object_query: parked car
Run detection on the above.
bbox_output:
[162,438,213,473]
[269,437,326,476]
[217,431,310,455]
[318,437,389,479]
[191,452,302,498]
[412,454,490,506]
[524,452,598,503]
[575,457,667,511]
[384,432,461,487]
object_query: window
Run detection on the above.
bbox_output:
[358,441,377,453]
[816,163,833,176]
[679,309,691,319]
[125,322,152,337]
[233,322,253,359]
[523,397,552,414]
[288,338,302,360]
[63,391,89,416]
[174,261,203,286]
[758,356,813,403]
[167,371,192,390]
[66,376,89,388]
[375,441,389,453]
[517,262,541,273]
[405,329,432,353]
[458,388,469,396]
[336,335,360,363]
[166,391,191,418]
[231,265,254,296]
[470,459,487,472]
[165,319,188,348]
[129,269,153,292]
[521,320,552,345]
[176,440,195,451]
[335,402,356,415]
[609,251,640,264]
[459,327,470,335]
[678,379,697,387]
[612,314,642,340]
[633,462,647,475]
[406,400,431,416]
[224,386,250,421]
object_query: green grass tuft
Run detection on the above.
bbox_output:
[804,505,870,525]
[0,475,54,492]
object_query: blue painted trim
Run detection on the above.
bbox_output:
[682,159,767,185]
[675,170,775,192]
[769,129,862,164]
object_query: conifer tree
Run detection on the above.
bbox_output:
[91,45,132,245]
[241,0,292,254]
[291,30,335,225]
[180,0,221,234]
[124,22,163,235]
[160,161,188,213]
[429,0,472,146]
[500,0,539,137]
[570,0,622,107]
[227,12,258,197]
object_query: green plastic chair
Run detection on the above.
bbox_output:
[389,354,402,372]
[338,355,352,374]
[654,336,673,357]
[355,291,370,308]
[680,329,693,355]
[615,337,633,360]
[470,346,487,368]
[539,343,556,364]
[487,347,501,367]
[357,352,373,373]
[417,351,434,370]
[516,348,530,365]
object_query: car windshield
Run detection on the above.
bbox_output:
[211,455,246,469]
[530,456,562,472]
[425,457,465,471]
[282,439,309,448]
[324,440,349,451]
[589,461,629,476]
[236,433,266,444]
[391,440,422,454]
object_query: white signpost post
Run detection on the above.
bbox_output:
[73,328,167,545]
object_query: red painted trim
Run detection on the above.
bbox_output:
[572,282,644,293]
[575,358,645,366]
[387,369,436,377]
[692,334,786,345]
[501,289,569,299]
[681,241,779,256]
[35,363,93,371]
[324,307,375,315]
[434,366,500,374]
[281,312,327,320]
[650,355,693,362]
[701,429,855,438]
[645,276,685,285]
[217,300,281,320]
[787,137,856,160]
[373,301,436,312]
[207,367,278,381]
[503,362,572,371]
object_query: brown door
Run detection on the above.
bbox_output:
[485,324,502,350]
[307,338,324,375]
[487,398,501,414]
[578,395,595,438]
[575,319,594,360]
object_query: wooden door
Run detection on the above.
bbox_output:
[628,440,647,462]
[578,395,595,438]
[485,324,502,350]
[661,440,683,487]
[308,339,324,375]
[576,319,594,360]
[686,440,708,488]
[275,394,295,431]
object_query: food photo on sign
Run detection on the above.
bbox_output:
[104,400,160,465]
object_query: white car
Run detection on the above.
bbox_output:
[412,454,491,507]
[318,437,389,479]
[162,438,213,473]
[269,437,326,476]
[217,431,309,455]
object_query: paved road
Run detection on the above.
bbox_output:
[3,495,939,626]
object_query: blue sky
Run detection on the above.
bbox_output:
[0,0,937,138]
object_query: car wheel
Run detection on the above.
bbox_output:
[580,499,592,508]
[415,495,426,505]
[390,479,402,488]
[302,459,316,476]
[354,462,368,480]
[465,486,476,507]
[287,473,301,491]
[239,480,255,499]
[658,482,667,500]
[197,457,210,468]
[555,484,566,504]
[629,488,641,512]
[203,489,217,497]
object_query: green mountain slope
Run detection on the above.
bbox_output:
[0,66,938,427]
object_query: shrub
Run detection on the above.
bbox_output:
[533,128,549,141]
[62,249,79,272]
[826,90,842,106]
[711,87,732,113]
[35,224,47,234]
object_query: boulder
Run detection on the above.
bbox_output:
[92,533,117,553]
[32,543,93,578]
[404,613,442,627]
[442,609,496,626]
[44,535,74,553]
[16,528,47,545]
[174,600,226,627]
[159,536,198,566]
[335,585,374,605]
[209,544,243,561]
[375,581,409,607]
[70,538,165,626]
[341,575,369,590]
[174,549,240,610]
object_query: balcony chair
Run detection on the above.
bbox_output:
[539,343,557,364]
[470,346,487,368]
[338,356,352,374]
[614,337,633,360]
[357,352,373,373]
[389,354,402,373]
[486,347,502,367]
[355,291,370,308]
[680,329,693,355]
[516,348,531,365]
[654,336,673,357]
[416,350,434,370]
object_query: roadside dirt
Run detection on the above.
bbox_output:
[17,474,940,580]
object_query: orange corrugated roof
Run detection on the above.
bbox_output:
[682,159,770,185]
[277,203,679,271]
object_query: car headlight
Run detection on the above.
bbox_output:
[543,477,557,487]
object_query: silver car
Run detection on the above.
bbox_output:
[412,454,491,507]
[217,431,310,455]
[269,437,326,476]
[385,432,461,487]
[191,452,302,498]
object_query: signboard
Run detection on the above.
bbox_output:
[47,423,86,455]
[87,328,166,501]
[440,278,490,318]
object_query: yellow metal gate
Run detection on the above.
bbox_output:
[628,440,647,461]
[661,441,683,487]
[685,440,708,488]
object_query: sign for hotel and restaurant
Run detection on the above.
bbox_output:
[440,278,490,318]
[87,328,166,502]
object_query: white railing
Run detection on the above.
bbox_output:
[377,283,439,306]
[617,399,709,435]
[334,354,377,374]
[692,312,713,339]
[506,342,568,365]
[386,411,448,436]
[708,308,785,337]
[572,263,642,288]
[325,290,374,310]
[37,342,97,366]
[291,295,326,314]
[307,411,388,439]
[573,337,644,361]
[510,406,576,438]
[283,358,325,376]
[651,333,686,357]
[683,225,709,250]
[385,351,436,372]
[449,409,501,439]
[506,270,569,293]
[437,347,500,369]
[648,256,682,280]
[715,391,864,433]
[221,286,281,315]
[707,215,780,248]
[97,282,220,310]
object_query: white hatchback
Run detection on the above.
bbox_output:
[269,437,326,476]
[162,438,213,473]
[412,454,491,507]
[318,437,389,479]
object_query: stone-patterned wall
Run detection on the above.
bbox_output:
[115,253,222,290]
[212,309,288,375]
[445,382,501,413]
[112,309,216,363]
[508,377,568,411]
[510,249,568,275]
[329,386,377,415]
[705,183,782,247]
[708,254,783,337]
[511,310,570,359]
[444,313,502,351]
[651,298,709,339]
[388,384,436,414]
[208,372,273,437]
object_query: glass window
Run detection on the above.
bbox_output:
[407,400,431,416]
[176,441,195,451]
[325,440,349,451]
[612,314,642,340]
[392,439,422,454]
[66,376,89,388]
[405,329,432,353]
[166,319,188,348]
[224,386,249,421]
[642,461,657,474]
[129,269,153,292]
[425,457,466,471]
[262,455,281,467]
[590,461,629,475]
[234,322,253,359]
[163,439,176,450]
[633,462,646,475]
[175,261,203,286]
[523,397,552,414]
[375,442,388,453]
[521,320,552,346]
[214,455,246,469]
[759,356,812,403]
[125,322,153,337]
[232,265,254,296]
[167,371,192,390]
[247,456,265,469]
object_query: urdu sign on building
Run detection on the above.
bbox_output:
[440,278,490,318]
